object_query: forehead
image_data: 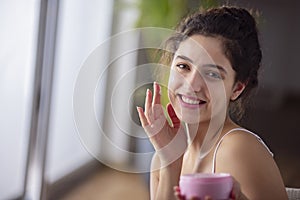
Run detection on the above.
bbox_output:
[175,35,231,68]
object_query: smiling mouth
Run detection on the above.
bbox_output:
[179,94,206,105]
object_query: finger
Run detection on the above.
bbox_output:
[167,103,181,129]
[137,109,166,139]
[144,89,153,123]
[230,177,241,200]
[204,195,212,200]
[153,103,164,121]
[136,107,149,127]
[174,186,186,200]
[147,113,166,137]
[174,191,182,200]
[174,186,181,192]
[152,83,164,120]
[152,82,161,106]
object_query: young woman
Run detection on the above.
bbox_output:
[137,6,287,200]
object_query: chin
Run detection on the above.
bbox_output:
[181,115,201,124]
[181,113,212,124]
[172,106,203,124]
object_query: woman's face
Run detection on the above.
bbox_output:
[168,35,244,124]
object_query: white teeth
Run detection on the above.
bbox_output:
[181,95,201,105]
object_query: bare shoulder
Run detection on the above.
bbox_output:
[216,129,274,177]
[216,129,287,199]
[219,129,273,160]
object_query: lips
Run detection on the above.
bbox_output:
[178,94,207,107]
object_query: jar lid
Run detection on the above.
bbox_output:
[180,173,231,183]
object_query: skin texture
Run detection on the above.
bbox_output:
[137,35,288,200]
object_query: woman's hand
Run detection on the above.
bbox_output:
[174,177,248,200]
[137,82,187,166]
[174,186,202,200]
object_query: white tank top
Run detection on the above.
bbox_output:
[211,128,273,173]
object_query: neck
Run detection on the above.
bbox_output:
[185,122,208,150]
[184,115,235,158]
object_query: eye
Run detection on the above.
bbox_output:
[176,63,190,70]
[205,71,222,79]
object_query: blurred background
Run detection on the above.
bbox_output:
[0,0,299,199]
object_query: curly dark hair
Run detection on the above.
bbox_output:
[162,6,262,122]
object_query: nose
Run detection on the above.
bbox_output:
[187,69,205,92]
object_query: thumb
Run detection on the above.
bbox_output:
[167,103,181,129]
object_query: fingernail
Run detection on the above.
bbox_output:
[158,85,161,95]
[136,106,143,112]
[154,82,161,94]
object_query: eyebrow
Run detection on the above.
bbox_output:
[175,55,194,63]
[175,54,227,74]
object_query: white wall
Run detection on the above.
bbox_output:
[0,0,40,199]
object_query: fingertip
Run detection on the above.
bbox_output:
[136,106,142,113]
[173,185,180,192]
[136,106,149,127]
[146,88,152,96]
[145,88,153,113]
[152,82,161,106]
[136,106,143,119]
[154,81,161,92]
[204,196,212,200]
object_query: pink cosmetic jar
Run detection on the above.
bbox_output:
[179,173,233,199]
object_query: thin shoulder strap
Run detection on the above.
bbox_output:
[211,128,273,173]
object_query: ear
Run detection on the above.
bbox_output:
[230,81,246,101]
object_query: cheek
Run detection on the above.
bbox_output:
[167,69,183,94]
[167,69,184,115]
[207,82,229,111]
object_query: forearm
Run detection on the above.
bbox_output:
[152,159,182,200]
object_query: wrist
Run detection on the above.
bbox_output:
[159,153,183,170]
